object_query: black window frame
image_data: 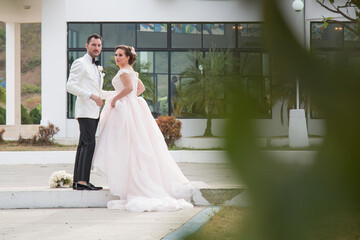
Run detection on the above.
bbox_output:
[67,21,272,119]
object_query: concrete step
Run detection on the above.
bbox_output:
[0,150,228,164]
[0,187,244,209]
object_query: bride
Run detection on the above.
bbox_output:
[91,45,208,212]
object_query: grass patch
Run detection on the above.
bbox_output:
[0,141,76,151]
[169,146,226,151]
[188,207,360,240]
[188,206,249,240]
[261,145,321,151]
[0,141,224,151]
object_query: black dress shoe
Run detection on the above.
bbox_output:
[88,182,103,190]
[73,182,103,191]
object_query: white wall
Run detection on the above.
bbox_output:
[64,0,262,22]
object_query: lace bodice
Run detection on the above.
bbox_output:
[112,69,139,96]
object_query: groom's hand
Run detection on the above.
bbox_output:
[90,94,103,106]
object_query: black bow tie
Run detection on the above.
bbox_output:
[92,58,100,66]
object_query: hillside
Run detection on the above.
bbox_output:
[0,22,41,111]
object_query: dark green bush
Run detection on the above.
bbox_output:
[21,56,41,73]
[21,105,32,124]
[22,84,41,95]
[0,25,5,52]
[29,106,41,124]
[0,107,5,125]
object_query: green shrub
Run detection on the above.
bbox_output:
[0,86,5,103]
[22,84,41,95]
[21,104,32,124]
[156,115,182,147]
[0,25,5,52]
[29,106,41,124]
[21,56,41,73]
[0,107,5,125]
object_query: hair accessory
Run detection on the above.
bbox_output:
[130,47,136,55]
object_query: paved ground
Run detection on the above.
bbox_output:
[0,162,241,240]
[0,207,205,240]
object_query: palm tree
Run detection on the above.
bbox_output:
[103,57,155,104]
[178,47,235,136]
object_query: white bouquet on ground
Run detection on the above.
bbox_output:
[49,170,73,188]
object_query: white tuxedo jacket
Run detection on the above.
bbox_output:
[67,54,113,119]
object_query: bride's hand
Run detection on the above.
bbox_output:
[111,98,118,108]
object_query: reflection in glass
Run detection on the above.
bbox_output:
[102,23,135,48]
[101,52,118,91]
[137,51,169,116]
[311,22,343,48]
[67,51,86,119]
[171,24,201,48]
[344,23,360,48]
[139,24,167,32]
[235,52,271,118]
[203,24,235,48]
[68,24,100,48]
[238,23,263,48]
[171,52,193,74]
[239,52,262,76]
[137,24,167,48]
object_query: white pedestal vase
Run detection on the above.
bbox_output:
[288,109,309,148]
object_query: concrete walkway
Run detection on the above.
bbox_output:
[0,207,206,240]
[0,162,241,240]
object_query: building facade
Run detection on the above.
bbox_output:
[1,0,350,140]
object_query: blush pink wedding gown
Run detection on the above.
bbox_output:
[91,69,209,212]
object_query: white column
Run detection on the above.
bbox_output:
[41,0,67,137]
[5,22,21,126]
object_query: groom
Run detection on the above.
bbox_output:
[67,34,111,190]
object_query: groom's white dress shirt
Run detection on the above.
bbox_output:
[67,53,113,119]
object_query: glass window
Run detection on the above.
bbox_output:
[171,24,201,48]
[170,52,194,74]
[235,52,271,118]
[102,23,135,48]
[68,23,100,49]
[101,51,118,91]
[344,23,360,48]
[66,22,270,119]
[171,51,206,117]
[238,23,263,48]
[311,22,343,48]
[170,52,195,116]
[203,23,235,48]
[137,24,167,48]
[239,52,263,76]
[137,51,169,116]
[67,51,86,119]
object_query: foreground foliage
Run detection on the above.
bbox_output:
[187,0,360,239]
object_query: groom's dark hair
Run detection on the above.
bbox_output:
[87,34,102,44]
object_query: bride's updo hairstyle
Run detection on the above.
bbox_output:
[115,45,137,65]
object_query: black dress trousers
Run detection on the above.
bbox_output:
[73,118,99,183]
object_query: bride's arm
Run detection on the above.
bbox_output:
[137,79,145,96]
[111,73,133,108]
